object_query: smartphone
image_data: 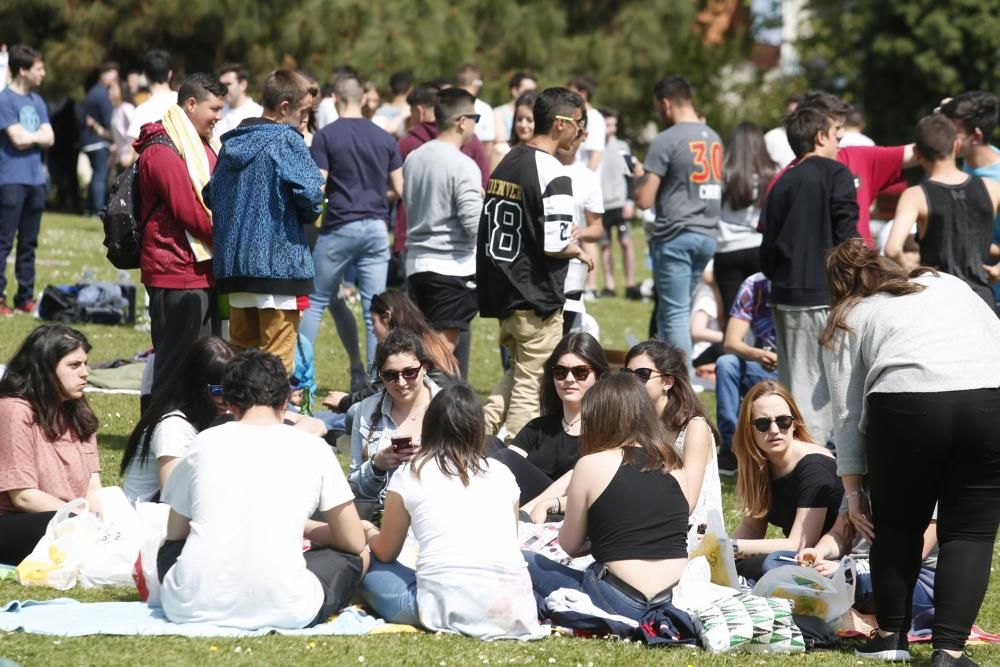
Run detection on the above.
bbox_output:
[621,150,637,174]
[391,435,413,452]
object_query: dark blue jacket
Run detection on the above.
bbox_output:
[207,119,324,295]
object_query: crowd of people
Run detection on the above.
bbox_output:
[1,43,999,666]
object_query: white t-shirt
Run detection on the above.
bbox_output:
[691,281,720,360]
[161,421,355,629]
[575,107,607,168]
[214,99,264,137]
[122,410,198,503]
[316,97,338,129]
[386,458,545,640]
[563,162,604,295]
[764,126,795,169]
[473,98,496,143]
[127,91,179,139]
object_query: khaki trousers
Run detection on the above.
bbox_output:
[229,306,300,374]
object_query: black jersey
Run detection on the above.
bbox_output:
[476,144,575,319]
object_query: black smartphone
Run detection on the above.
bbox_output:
[621,150,637,174]
[391,435,413,452]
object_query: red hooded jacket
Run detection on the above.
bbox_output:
[134,122,217,289]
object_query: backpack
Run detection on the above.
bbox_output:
[99,134,178,270]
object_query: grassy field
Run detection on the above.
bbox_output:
[0,213,998,666]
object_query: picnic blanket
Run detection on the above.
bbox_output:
[0,599,415,638]
[833,609,1000,645]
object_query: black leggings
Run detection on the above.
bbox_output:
[490,448,556,506]
[866,389,1000,650]
[713,247,761,324]
[0,511,56,566]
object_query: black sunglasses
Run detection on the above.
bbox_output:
[379,365,423,384]
[752,415,795,433]
[619,367,665,383]
[459,113,481,123]
[552,364,593,381]
[207,384,224,397]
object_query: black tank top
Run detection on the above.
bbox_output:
[587,448,689,563]
[918,177,995,307]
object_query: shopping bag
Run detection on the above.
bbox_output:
[16,498,100,590]
[79,487,142,588]
[132,501,170,603]
[751,556,857,622]
[687,508,741,589]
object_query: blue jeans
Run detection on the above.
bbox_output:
[300,219,389,367]
[715,354,778,453]
[358,558,421,626]
[522,551,674,622]
[86,147,110,216]
[0,184,45,307]
[651,231,716,370]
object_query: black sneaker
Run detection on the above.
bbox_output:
[855,632,911,662]
[600,287,616,298]
[624,285,642,301]
[930,650,979,667]
[717,450,738,477]
[349,366,372,394]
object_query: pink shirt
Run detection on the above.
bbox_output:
[0,397,100,516]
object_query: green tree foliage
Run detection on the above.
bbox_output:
[0,0,797,142]
[798,0,1000,144]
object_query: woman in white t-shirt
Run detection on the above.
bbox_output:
[359,384,545,640]
[121,337,235,502]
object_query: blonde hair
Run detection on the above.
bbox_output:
[733,380,815,518]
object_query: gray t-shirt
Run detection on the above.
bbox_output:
[600,137,631,210]
[643,121,723,242]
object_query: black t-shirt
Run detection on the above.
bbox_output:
[512,414,579,480]
[476,144,574,319]
[767,452,843,536]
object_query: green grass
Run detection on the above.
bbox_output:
[1,213,999,666]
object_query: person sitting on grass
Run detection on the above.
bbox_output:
[349,328,442,501]
[121,336,235,503]
[522,373,694,626]
[623,340,721,533]
[359,383,544,639]
[0,324,102,566]
[495,332,610,509]
[730,380,843,583]
[794,503,938,634]
[157,349,366,629]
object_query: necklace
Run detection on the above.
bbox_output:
[562,415,581,430]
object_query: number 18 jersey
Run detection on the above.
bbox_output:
[476,144,574,319]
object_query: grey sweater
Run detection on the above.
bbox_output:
[403,139,483,275]
[824,272,1000,476]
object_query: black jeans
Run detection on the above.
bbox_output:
[866,389,1000,650]
[713,247,761,324]
[0,184,45,307]
[0,511,56,566]
[157,539,363,627]
[147,286,218,399]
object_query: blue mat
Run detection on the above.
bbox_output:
[0,598,384,637]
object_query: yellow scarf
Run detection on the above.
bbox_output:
[161,105,221,262]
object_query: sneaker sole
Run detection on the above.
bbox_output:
[855,648,912,662]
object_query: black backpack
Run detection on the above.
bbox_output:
[99,134,179,270]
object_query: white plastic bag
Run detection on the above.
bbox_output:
[16,498,100,590]
[79,487,142,588]
[751,556,857,622]
[132,501,170,603]
[687,509,741,589]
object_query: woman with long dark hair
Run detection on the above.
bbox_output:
[509,91,538,148]
[729,380,842,581]
[0,325,102,565]
[714,121,776,321]
[359,384,544,639]
[822,238,1000,665]
[623,340,721,531]
[121,336,235,502]
[495,332,610,507]
[523,374,694,626]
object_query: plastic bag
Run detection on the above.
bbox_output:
[751,556,857,622]
[79,487,142,588]
[687,509,741,589]
[132,501,170,603]
[16,499,100,590]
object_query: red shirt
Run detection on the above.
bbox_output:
[765,145,906,245]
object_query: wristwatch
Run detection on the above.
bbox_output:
[731,540,740,560]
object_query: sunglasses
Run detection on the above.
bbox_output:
[552,364,593,381]
[619,367,665,383]
[379,365,423,384]
[459,113,481,123]
[752,415,795,433]
[555,114,586,135]
[207,384,224,397]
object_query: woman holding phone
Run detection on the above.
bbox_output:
[349,329,440,501]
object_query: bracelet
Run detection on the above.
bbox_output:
[845,491,864,497]
[556,497,562,514]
